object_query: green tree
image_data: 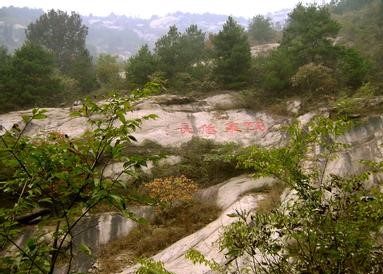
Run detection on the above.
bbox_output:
[95,53,121,87]
[0,46,12,109]
[170,24,208,90]
[178,24,206,69]
[1,42,62,111]
[26,9,87,72]
[0,90,158,273]
[26,10,96,92]
[281,4,340,65]
[335,46,369,88]
[0,45,9,65]
[254,47,297,93]
[254,4,340,94]
[66,48,98,92]
[331,0,374,13]
[256,3,368,94]
[154,25,181,80]
[333,0,382,88]
[153,24,207,90]
[126,44,156,88]
[212,16,251,89]
[248,15,276,44]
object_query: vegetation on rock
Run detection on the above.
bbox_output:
[144,175,198,210]
[1,0,383,273]
[0,88,157,273]
[188,117,383,273]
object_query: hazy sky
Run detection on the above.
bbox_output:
[1,0,324,18]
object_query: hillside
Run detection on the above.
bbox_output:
[332,0,383,85]
[1,1,383,273]
[1,93,383,273]
[0,6,289,58]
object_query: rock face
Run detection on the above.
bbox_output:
[0,93,285,147]
[325,116,383,183]
[119,116,383,274]
[71,207,154,273]
[121,175,275,274]
[0,108,90,138]
[3,94,383,274]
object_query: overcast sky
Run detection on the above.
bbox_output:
[1,0,325,18]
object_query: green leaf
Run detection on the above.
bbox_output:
[94,178,100,188]
[143,114,159,120]
[26,239,37,251]
[33,113,47,120]
[22,115,31,123]
[122,210,148,224]
[79,243,92,257]
[117,111,126,124]
[38,197,53,204]
[70,111,82,117]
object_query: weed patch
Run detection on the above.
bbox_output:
[96,201,220,273]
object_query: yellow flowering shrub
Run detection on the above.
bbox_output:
[144,175,198,208]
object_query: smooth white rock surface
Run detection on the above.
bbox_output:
[0,94,284,147]
[120,175,274,274]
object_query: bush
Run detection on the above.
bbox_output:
[0,89,158,273]
[291,62,337,95]
[332,82,379,117]
[144,175,198,210]
[96,200,220,273]
[189,116,383,273]
[139,138,244,188]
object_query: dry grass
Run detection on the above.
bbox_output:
[240,182,285,213]
[95,201,220,273]
[256,182,284,213]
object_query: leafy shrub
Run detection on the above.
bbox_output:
[135,138,244,188]
[291,62,337,94]
[189,117,383,274]
[136,258,174,274]
[332,82,378,117]
[144,175,198,210]
[0,88,158,273]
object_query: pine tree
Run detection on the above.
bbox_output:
[154,25,181,80]
[126,44,156,88]
[281,4,340,65]
[3,43,62,109]
[26,10,96,92]
[212,17,251,89]
[248,15,276,44]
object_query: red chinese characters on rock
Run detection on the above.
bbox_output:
[176,120,267,135]
[178,123,194,134]
[242,120,266,132]
[198,124,217,135]
[225,122,241,133]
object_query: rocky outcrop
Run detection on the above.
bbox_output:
[0,93,285,147]
[71,207,154,273]
[3,94,383,274]
[120,175,275,274]
[325,116,383,184]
